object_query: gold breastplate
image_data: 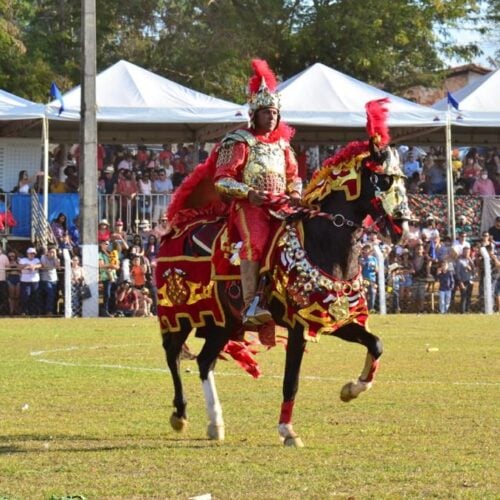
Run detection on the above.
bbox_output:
[243,141,287,194]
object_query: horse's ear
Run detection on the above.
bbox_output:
[368,137,387,164]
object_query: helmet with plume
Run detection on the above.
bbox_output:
[247,59,281,118]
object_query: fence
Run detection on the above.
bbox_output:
[98,193,173,232]
[374,244,495,315]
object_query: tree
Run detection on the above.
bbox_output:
[0,0,27,90]
[0,0,496,102]
[282,0,488,92]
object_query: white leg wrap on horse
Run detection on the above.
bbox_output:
[203,371,225,440]
[278,423,304,448]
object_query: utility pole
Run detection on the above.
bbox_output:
[81,0,98,317]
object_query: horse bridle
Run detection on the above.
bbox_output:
[268,186,387,234]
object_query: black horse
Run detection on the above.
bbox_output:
[157,106,410,447]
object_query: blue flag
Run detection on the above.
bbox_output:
[50,81,64,115]
[447,91,459,111]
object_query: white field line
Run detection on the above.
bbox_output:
[30,344,499,387]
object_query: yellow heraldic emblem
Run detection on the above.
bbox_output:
[159,268,189,306]
[186,280,215,305]
[328,295,350,321]
[297,302,335,334]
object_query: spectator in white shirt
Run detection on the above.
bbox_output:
[403,152,422,178]
[19,247,42,315]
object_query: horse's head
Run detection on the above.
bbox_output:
[361,140,411,243]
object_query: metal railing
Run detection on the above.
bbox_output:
[31,190,58,248]
[98,193,173,232]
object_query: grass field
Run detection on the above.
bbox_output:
[0,315,498,499]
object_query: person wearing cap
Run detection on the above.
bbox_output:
[455,215,472,236]
[151,215,170,239]
[98,219,112,243]
[99,165,117,195]
[213,59,302,326]
[111,219,127,243]
[19,247,42,315]
[137,220,151,245]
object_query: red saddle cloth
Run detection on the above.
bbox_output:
[156,219,227,334]
[156,214,282,350]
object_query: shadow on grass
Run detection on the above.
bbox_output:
[0,434,226,454]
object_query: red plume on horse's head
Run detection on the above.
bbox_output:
[365,98,391,147]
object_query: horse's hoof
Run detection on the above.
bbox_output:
[170,413,188,432]
[207,423,225,441]
[283,435,304,448]
[278,423,305,448]
[340,380,372,403]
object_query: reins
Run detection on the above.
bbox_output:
[266,193,384,236]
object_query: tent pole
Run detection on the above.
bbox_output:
[445,109,456,241]
[42,115,49,218]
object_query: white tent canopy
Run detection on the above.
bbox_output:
[433,68,500,129]
[0,89,45,121]
[430,67,500,146]
[276,63,445,144]
[44,60,247,143]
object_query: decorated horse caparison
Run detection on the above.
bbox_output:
[156,98,410,447]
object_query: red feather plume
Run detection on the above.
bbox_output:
[365,98,390,146]
[248,59,278,94]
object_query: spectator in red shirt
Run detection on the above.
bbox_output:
[159,144,174,164]
[115,281,139,317]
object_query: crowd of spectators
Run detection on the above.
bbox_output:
[96,218,167,318]
[400,145,500,196]
[360,215,500,314]
[0,141,498,318]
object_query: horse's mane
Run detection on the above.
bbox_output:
[302,140,370,204]
[167,148,229,229]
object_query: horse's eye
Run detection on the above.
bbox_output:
[378,175,393,190]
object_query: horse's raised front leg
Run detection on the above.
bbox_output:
[278,325,306,447]
[197,328,231,441]
[162,329,191,432]
[335,323,383,402]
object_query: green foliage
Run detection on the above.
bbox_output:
[0,315,498,498]
[0,0,497,101]
[283,0,486,92]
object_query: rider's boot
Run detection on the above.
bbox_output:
[240,259,272,326]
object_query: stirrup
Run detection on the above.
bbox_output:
[242,296,272,326]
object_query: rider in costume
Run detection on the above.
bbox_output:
[214,59,303,326]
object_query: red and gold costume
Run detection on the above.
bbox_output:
[214,127,302,261]
[213,59,302,326]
